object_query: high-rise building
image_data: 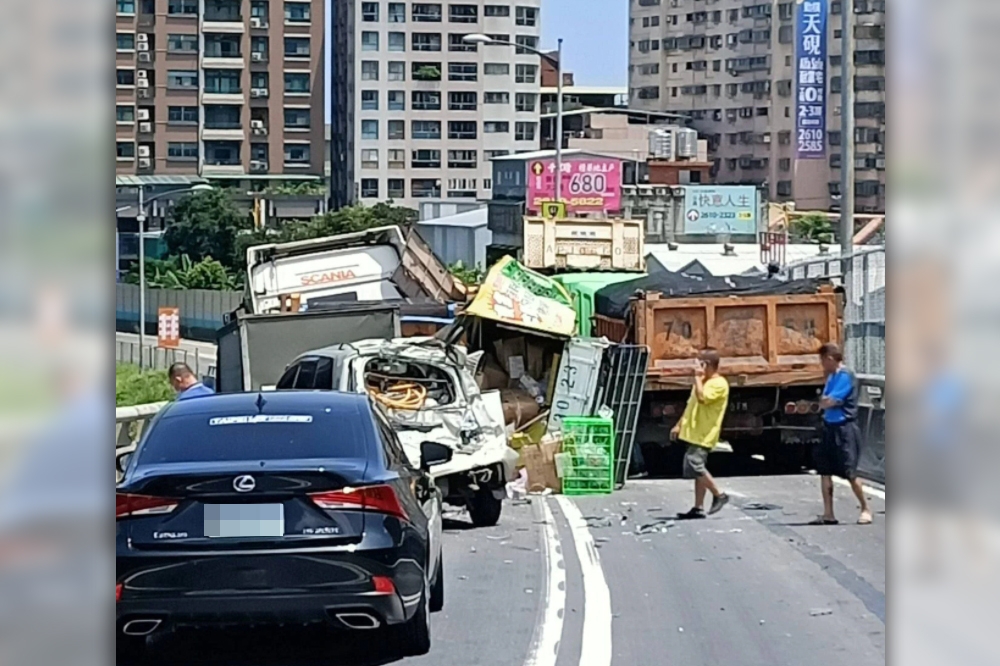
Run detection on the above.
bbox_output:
[628,0,885,212]
[115,0,326,180]
[331,1,543,208]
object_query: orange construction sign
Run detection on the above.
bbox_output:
[157,307,181,349]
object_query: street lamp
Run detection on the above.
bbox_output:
[131,183,212,367]
[463,33,565,203]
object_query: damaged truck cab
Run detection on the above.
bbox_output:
[278,338,517,527]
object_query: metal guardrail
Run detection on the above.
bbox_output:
[116,401,167,450]
[116,340,216,377]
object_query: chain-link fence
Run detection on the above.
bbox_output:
[784,247,885,377]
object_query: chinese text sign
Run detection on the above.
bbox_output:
[683,186,759,235]
[527,158,622,214]
[796,0,828,159]
[157,307,180,348]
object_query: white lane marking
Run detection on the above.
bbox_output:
[556,496,613,666]
[833,477,886,500]
[524,498,566,666]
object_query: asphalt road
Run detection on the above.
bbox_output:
[134,475,885,666]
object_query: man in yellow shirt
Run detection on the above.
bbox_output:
[670,348,731,519]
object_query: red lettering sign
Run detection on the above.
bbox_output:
[300,269,358,286]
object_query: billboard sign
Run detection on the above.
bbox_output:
[527,158,622,214]
[683,186,759,235]
[157,307,180,348]
[795,0,828,159]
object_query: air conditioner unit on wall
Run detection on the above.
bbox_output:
[137,145,150,157]
[138,157,151,168]
[137,108,149,121]
[138,122,152,133]
[138,52,151,62]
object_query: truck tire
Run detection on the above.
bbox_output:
[467,488,502,527]
[392,586,431,656]
[429,558,444,612]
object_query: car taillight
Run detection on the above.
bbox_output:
[116,583,123,603]
[116,493,180,520]
[372,576,396,595]
[309,485,409,522]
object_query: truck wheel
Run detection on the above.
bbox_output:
[429,558,444,612]
[467,488,503,527]
[392,585,431,656]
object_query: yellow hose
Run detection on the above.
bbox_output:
[368,382,428,410]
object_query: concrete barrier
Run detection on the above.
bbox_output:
[856,375,885,485]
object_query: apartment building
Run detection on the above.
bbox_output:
[628,0,885,212]
[331,1,543,208]
[115,0,325,180]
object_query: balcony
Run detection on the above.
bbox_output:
[203,2,244,33]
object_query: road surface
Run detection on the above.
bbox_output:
[133,475,885,666]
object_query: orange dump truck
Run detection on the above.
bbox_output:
[594,282,842,473]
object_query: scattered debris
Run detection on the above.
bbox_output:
[585,516,614,529]
[470,546,477,553]
[694,557,707,562]
[809,608,834,617]
[486,534,511,541]
[743,502,783,511]
[458,575,468,581]
[525,588,534,595]
[635,519,676,535]
[504,560,514,564]
[759,619,766,625]
[678,627,684,633]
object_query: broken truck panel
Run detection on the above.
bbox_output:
[465,256,577,338]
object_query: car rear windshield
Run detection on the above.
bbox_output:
[136,403,374,465]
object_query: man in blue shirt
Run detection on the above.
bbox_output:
[168,362,215,401]
[812,343,872,525]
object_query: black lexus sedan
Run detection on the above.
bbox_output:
[116,391,450,661]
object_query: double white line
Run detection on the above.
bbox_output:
[525,496,613,666]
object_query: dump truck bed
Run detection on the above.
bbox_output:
[595,289,842,390]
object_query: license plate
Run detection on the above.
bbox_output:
[204,504,284,538]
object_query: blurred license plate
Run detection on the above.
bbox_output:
[204,504,284,538]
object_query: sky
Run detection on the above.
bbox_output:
[324,0,629,121]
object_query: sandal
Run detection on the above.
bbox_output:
[857,513,873,525]
[808,516,840,525]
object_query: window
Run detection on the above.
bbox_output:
[117,69,136,86]
[361,179,380,198]
[515,35,538,55]
[168,106,198,124]
[388,2,406,22]
[361,31,379,51]
[447,178,477,198]
[484,91,509,104]
[484,5,509,17]
[515,122,536,141]
[636,86,659,100]
[778,2,794,20]
[116,33,135,51]
[251,71,269,89]
[166,70,197,89]
[251,144,268,161]
[388,32,406,51]
[515,64,536,83]
[204,69,241,93]
[515,93,536,112]
[778,158,791,172]
[284,143,311,164]
[484,121,509,133]
[361,149,379,168]
[412,3,442,22]
[387,90,405,110]
[412,91,441,110]
[362,2,379,21]
[167,142,198,160]
[205,0,242,21]
[449,91,477,111]
[117,0,136,14]
[486,33,510,43]
[485,149,509,160]
[412,149,441,168]
[449,34,477,51]
[167,0,197,15]
[388,149,406,168]
[855,50,885,65]
[412,179,442,198]
[251,1,269,18]
[448,121,477,139]
[448,62,477,81]
[516,6,537,26]
[205,104,241,128]
[388,120,406,139]
[449,4,477,23]
[116,105,135,123]
[361,61,380,80]
[412,33,442,51]
[776,181,792,197]
[639,63,660,75]
[285,37,311,57]
[448,150,477,168]
[388,178,405,198]
[251,36,269,58]
[281,108,309,129]
[203,142,238,166]
[413,62,442,80]
[388,61,406,80]
[284,72,310,93]
[284,2,311,22]
[412,120,441,139]
[485,63,509,75]
[361,119,379,140]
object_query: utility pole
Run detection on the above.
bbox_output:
[840,0,855,281]
[136,186,147,369]
[555,38,564,205]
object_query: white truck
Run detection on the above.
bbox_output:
[276,338,517,527]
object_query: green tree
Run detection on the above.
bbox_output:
[164,190,252,270]
[124,254,241,290]
[792,212,834,244]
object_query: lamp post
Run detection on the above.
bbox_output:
[463,34,564,203]
[131,183,212,367]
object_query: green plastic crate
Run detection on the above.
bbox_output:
[560,417,615,496]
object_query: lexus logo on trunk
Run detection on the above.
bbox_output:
[233,475,256,493]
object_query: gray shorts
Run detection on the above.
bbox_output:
[682,443,711,479]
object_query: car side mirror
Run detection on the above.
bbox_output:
[420,441,453,471]
[116,450,133,475]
